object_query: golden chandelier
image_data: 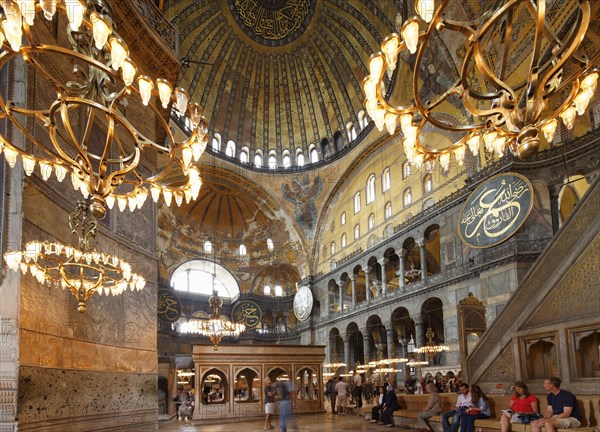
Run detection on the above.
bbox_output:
[4,201,145,313]
[364,0,598,172]
[179,291,246,350]
[415,327,449,361]
[0,0,206,219]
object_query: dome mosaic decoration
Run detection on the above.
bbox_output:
[227,0,317,46]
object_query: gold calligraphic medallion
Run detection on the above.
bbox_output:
[228,0,317,46]
[293,286,313,321]
[458,172,533,248]
[157,289,182,323]
[232,300,263,329]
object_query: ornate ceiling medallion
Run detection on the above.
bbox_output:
[227,0,317,46]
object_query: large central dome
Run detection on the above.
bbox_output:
[164,1,399,166]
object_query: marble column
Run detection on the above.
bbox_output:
[386,327,395,359]
[380,258,388,297]
[350,275,357,308]
[338,280,344,313]
[363,333,370,364]
[414,314,425,349]
[365,268,371,304]
[344,337,350,372]
[419,241,427,284]
[549,184,561,235]
[398,249,406,292]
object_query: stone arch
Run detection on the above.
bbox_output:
[366,314,387,361]
[424,224,441,275]
[346,321,364,368]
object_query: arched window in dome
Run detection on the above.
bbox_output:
[358,110,368,129]
[239,245,246,256]
[382,167,391,192]
[385,201,392,219]
[203,241,212,253]
[254,150,263,167]
[330,242,336,256]
[368,213,375,230]
[402,161,411,179]
[282,150,291,168]
[354,192,361,213]
[340,211,346,226]
[274,285,283,297]
[240,146,249,163]
[346,122,357,141]
[266,238,274,251]
[225,140,236,157]
[354,224,360,240]
[424,174,433,193]
[341,233,347,248]
[366,174,376,204]
[268,151,277,170]
[309,145,319,163]
[170,260,240,298]
[403,188,412,207]
[264,285,271,296]
[296,149,305,166]
[212,133,221,152]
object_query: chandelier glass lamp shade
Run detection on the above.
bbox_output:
[0,0,207,219]
[414,327,449,361]
[363,0,598,172]
[179,291,246,350]
[3,201,145,313]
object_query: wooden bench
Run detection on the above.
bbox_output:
[364,393,599,432]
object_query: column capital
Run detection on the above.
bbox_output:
[350,274,356,281]
[379,257,389,266]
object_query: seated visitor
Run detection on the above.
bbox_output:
[380,383,399,428]
[460,385,491,432]
[442,383,472,432]
[531,377,582,432]
[417,383,442,432]
[369,386,385,423]
[501,381,539,432]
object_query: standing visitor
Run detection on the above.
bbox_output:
[277,378,295,432]
[263,377,276,430]
[336,376,349,415]
[353,370,363,408]
[326,376,338,414]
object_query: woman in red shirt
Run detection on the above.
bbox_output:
[501,382,539,432]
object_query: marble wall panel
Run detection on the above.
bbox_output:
[17,367,156,424]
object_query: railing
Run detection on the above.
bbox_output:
[128,0,177,52]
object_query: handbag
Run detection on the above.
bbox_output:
[466,410,479,415]
[517,413,542,424]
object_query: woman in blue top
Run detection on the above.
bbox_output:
[461,385,491,432]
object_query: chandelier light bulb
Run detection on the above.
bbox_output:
[404,124,418,146]
[413,152,424,169]
[493,135,507,157]
[90,12,112,50]
[39,162,52,181]
[560,106,577,129]
[174,88,190,115]
[181,146,193,167]
[121,58,137,86]
[483,130,498,152]
[163,189,173,206]
[369,55,384,78]
[467,134,480,156]
[188,103,203,129]
[439,152,450,171]
[580,72,598,92]
[401,19,420,54]
[150,186,161,203]
[117,196,127,212]
[384,112,397,135]
[373,106,386,131]
[573,88,593,115]
[454,145,465,166]
[39,0,57,20]
[3,0,22,27]
[416,0,435,23]
[156,78,173,109]
[127,196,137,212]
[136,187,148,208]
[19,0,36,26]
[3,146,18,167]
[2,19,23,51]
[382,36,399,72]
[109,37,128,71]
[174,191,183,207]
[65,0,85,31]
[363,78,377,100]
[22,156,35,175]
[54,165,67,182]
[105,195,115,209]
[137,75,154,106]
[542,119,558,142]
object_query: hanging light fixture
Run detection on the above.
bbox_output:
[415,327,449,361]
[0,0,207,220]
[179,290,246,350]
[364,0,598,171]
[323,350,346,370]
[3,201,145,313]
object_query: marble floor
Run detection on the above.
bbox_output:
[158,413,415,431]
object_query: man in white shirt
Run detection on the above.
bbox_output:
[441,383,472,432]
[353,371,363,408]
[335,376,349,415]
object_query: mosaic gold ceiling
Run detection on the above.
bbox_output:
[163,0,400,156]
